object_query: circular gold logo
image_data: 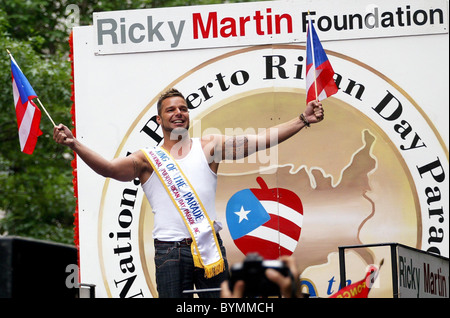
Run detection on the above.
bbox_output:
[97,45,448,298]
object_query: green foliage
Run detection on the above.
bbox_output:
[1,7,74,243]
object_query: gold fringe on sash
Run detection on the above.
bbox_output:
[203,259,225,279]
[191,244,202,268]
[191,244,225,278]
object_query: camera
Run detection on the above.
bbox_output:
[228,253,291,297]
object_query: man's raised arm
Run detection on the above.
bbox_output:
[53,124,149,182]
[211,100,324,161]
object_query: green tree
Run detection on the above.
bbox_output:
[1,7,75,243]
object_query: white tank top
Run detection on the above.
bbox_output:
[141,138,221,241]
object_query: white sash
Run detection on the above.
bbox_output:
[141,146,224,278]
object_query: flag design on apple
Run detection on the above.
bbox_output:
[226,177,303,259]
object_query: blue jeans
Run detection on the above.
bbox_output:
[154,235,229,298]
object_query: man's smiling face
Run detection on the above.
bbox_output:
[157,96,190,134]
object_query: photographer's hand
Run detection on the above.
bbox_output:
[220,280,245,298]
[265,256,302,298]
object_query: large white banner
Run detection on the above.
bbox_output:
[93,0,448,54]
[72,0,449,298]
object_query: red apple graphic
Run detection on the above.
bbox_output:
[226,177,304,259]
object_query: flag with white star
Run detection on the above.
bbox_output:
[225,177,304,260]
[226,188,271,240]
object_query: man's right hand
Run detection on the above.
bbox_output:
[53,124,75,148]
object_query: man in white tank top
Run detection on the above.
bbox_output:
[54,88,324,297]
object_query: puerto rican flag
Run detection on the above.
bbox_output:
[329,264,381,298]
[306,19,338,103]
[226,178,303,260]
[10,54,42,154]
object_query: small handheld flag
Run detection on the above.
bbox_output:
[7,49,55,154]
[329,259,384,298]
[306,16,338,103]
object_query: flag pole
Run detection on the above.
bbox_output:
[6,49,57,127]
[307,12,319,101]
[36,98,57,127]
